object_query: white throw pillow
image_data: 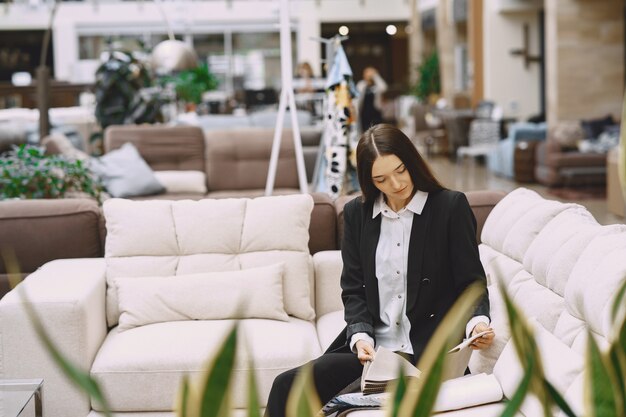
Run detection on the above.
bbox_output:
[493,319,584,416]
[114,263,289,331]
[153,170,207,194]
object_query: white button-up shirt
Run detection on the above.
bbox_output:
[350,191,489,354]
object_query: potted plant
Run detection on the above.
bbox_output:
[0,145,102,202]
[162,63,219,111]
[413,51,441,105]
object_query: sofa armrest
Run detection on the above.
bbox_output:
[313,250,343,317]
[0,258,107,417]
[0,198,105,298]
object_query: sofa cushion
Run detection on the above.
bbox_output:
[91,143,165,198]
[470,270,565,376]
[556,230,626,352]
[581,114,615,139]
[104,125,206,172]
[468,283,508,374]
[153,170,207,194]
[115,263,289,331]
[481,188,574,263]
[556,372,584,417]
[547,150,608,169]
[90,318,322,411]
[103,195,315,326]
[493,320,584,417]
[549,121,585,150]
[522,207,600,296]
[204,128,300,191]
[316,310,346,352]
[507,270,565,333]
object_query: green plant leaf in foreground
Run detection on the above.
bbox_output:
[247,359,262,417]
[608,279,626,411]
[199,326,238,417]
[585,331,623,417]
[608,342,626,414]
[499,285,553,417]
[544,380,578,417]
[2,248,22,290]
[175,326,239,417]
[177,375,192,417]
[386,367,408,417]
[499,359,533,417]
[285,364,322,417]
[396,282,485,417]
[610,280,626,324]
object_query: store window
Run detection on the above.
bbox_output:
[77,26,295,99]
[78,33,181,60]
[193,33,227,90]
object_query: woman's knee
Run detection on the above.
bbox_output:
[270,368,298,395]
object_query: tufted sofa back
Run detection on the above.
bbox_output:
[102,194,316,327]
[473,188,626,375]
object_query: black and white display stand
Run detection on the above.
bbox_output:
[265,0,308,195]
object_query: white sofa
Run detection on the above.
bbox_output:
[347,188,626,417]
[1,189,625,417]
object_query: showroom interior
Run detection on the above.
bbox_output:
[0,1,626,417]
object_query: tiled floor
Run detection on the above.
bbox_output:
[424,155,624,226]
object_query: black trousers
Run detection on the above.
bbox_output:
[265,350,363,417]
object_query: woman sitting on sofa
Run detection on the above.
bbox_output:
[266,124,494,417]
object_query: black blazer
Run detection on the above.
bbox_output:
[327,189,490,361]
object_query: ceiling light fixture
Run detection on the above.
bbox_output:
[386,24,397,36]
[338,25,349,36]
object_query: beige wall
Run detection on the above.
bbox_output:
[483,2,542,121]
[546,0,625,124]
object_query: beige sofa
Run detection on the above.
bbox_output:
[2,189,623,417]
[0,191,338,300]
[104,124,322,196]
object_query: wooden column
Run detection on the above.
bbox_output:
[468,0,484,108]
[436,0,456,104]
[409,0,423,86]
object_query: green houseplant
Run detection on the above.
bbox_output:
[413,51,441,104]
[0,145,102,201]
[162,63,219,106]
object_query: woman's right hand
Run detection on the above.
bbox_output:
[355,340,375,365]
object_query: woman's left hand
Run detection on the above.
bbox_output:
[470,322,495,350]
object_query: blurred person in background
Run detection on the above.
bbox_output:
[357,66,387,133]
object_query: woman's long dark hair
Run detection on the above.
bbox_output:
[356,124,445,204]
